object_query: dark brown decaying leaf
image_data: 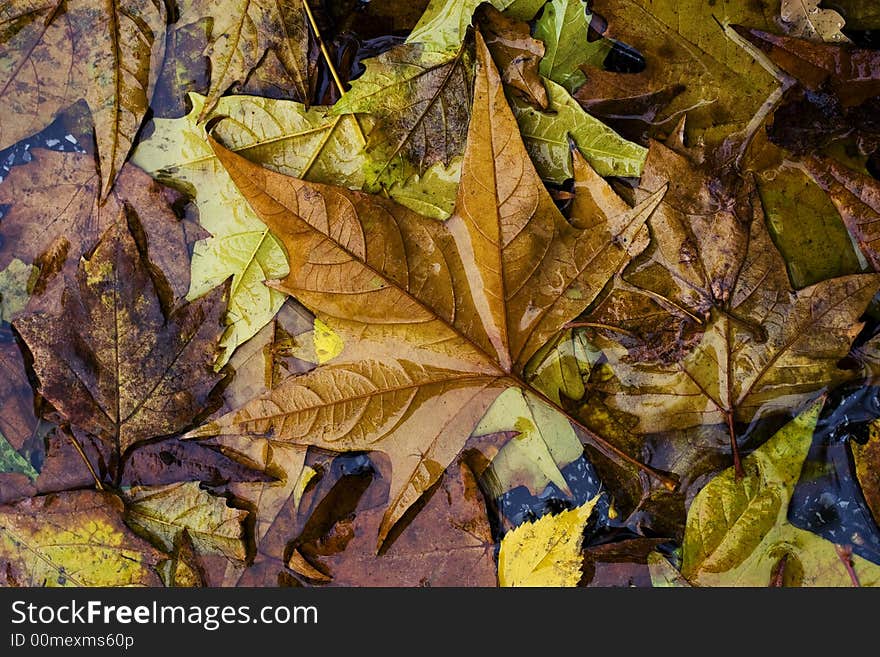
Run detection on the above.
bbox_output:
[477,4,548,110]
[579,134,880,474]
[0,340,40,453]
[189,31,671,547]
[0,150,198,307]
[178,0,312,116]
[292,460,497,586]
[733,26,880,106]
[13,216,228,477]
[0,0,166,195]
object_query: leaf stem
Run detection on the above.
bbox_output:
[64,430,104,491]
[835,544,861,587]
[302,0,367,146]
[564,321,637,338]
[521,382,678,491]
[726,411,744,480]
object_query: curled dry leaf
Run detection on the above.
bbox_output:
[187,31,670,547]
[0,0,166,195]
[0,490,163,586]
[13,216,228,478]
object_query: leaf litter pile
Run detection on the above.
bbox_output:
[3,0,880,588]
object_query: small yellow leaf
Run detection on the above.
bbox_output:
[498,496,599,587]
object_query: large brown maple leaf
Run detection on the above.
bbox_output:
[576,132,880,475]
[188,31,672,546]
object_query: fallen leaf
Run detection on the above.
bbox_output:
[331,41,473,180]
[511,76,647,181]
[498,496,599,586]
[124,482,248,560]
[573,68,684,145]
[594,0,778,145]
[534,0,608,92]
[681,402,880,586]
[733,26,880,107]
[581,138,880,472]
[158,530,207,587]
[178,0,311,115]
[405,0,546,53]
[0,490,163,586]
[0,0,166,195]
[13,216,228,479]
[0,431,37,481]
[780,0,849,42]
[133,92,460,364]
[0,149,196,306]
[0,260,35,323]
[473,387,582,497]
[802,155,880,271]
[294,459,497,586]
[188,32,669,546]
[852,420,880,526]
[647,551,690,587]
[477,4,548,109]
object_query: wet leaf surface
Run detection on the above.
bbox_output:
[2,0,880,588]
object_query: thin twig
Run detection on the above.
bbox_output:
[65,430,104,491]
[302,0,367,145]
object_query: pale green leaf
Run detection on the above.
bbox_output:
[474,388,583,496]
[535,0,609,92]
[512,77,647,181]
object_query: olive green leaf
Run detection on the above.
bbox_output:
[0,259,35,324]
[682,403,880,586]
[124,482,248,560]
[535,0,609,92]
[512,77,647,181]
[594,0,778,145]
[0,431,38,481]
